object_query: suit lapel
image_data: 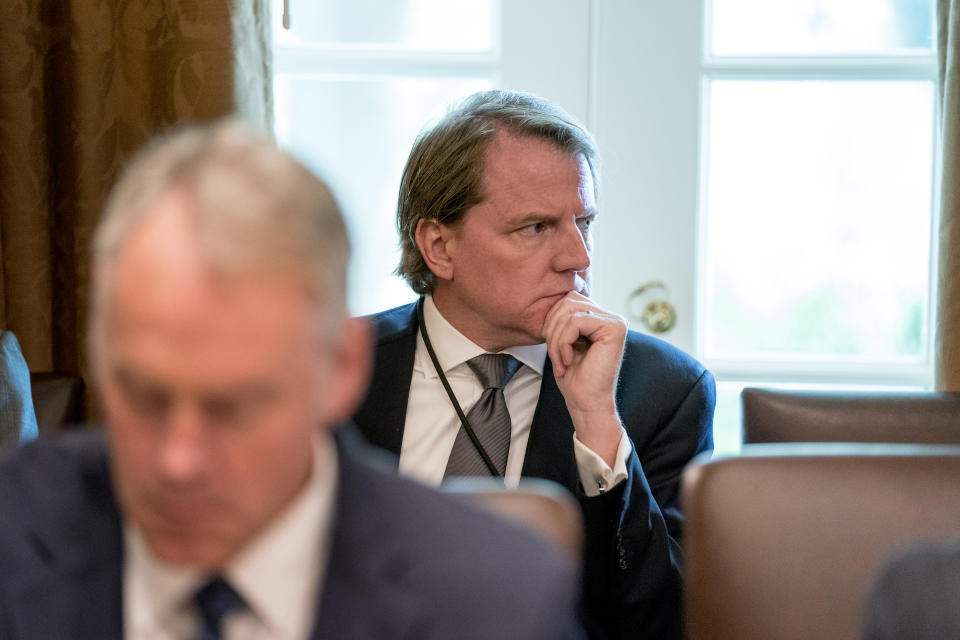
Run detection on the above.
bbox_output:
[10,466,124,639]
[520,354,579,491]
[12,553,123,638]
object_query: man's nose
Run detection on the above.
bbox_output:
[156,405,208,486]
[555,218,591,273]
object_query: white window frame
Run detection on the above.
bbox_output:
[695,0,941,390]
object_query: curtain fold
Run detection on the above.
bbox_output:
[233,0,274,132]
[0,0,272,416]
[937,0,960,390]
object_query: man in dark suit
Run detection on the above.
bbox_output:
[0,120,583,639]
[353,90,716,639]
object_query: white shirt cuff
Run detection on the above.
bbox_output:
[573,429,632,497]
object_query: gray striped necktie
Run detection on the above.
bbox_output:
[444,353,521,478]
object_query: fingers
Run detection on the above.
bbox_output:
[542,292,626,378]
[543,294,591,374]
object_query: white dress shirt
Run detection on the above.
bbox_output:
[399,295,631,495]
[123,435,337,640]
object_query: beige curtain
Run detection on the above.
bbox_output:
[937,0,960,390]
[0,0,271,416]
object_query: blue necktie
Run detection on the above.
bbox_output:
[194,577,246,640]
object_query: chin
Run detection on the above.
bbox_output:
[145,532,235,569]
[522,318,551,346]
[150,541,231,570]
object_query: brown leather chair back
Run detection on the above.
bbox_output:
[741,388,960,444]
[443,477,583,561]
[29,372,85,434]
[683,444,960,640]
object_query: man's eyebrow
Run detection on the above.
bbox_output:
[510,213,551,225]
[207,382,276,402]
[507,209,599,226]
[195,379,283,407]
[114,363,275,401]
[113,363,153,388]
[508,211,565,226]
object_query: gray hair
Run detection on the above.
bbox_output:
[91,119,350,338]
[395,89,600,294]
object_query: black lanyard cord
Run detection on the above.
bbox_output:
[416,296,501,477]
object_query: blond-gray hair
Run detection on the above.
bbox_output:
[396,89,600,294]
[91,119,349,340]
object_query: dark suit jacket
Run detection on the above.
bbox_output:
[353,302,716,639]
[862,541,960,640]
[0,429,583,639]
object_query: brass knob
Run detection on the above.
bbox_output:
[627,281,677,334]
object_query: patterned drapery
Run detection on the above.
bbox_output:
[0,0,271,416]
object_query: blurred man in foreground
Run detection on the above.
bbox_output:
[0,120,583,639]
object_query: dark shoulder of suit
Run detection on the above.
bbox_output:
[0,430,124,639]
[615,329,715,522]
[617,328,714,437]
[321,428,583,639]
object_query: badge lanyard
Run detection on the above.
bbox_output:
[416,296,501,477]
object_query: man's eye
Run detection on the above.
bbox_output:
[122,382,171,417]
[577,216,595,230]
[200,396,241,424]
[522,222,546,234]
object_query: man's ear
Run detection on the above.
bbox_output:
[320,316,373,425]
[414,218,454,282]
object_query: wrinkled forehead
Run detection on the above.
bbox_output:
[478,131,596,208]
[484,129,599,200]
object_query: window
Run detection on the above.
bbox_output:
[272,1,498,314]
[698,0,938,451]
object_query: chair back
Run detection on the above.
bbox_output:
[443,477,583,561]
[29,372,85,434]
[683,444,960,640]
[741,388,960,444]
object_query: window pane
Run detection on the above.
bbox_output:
[274,75,492,314]
[703,80,934,361]
[278,0,495,51]
[711,0,935,55]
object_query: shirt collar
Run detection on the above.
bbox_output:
[418,294,546,378]
[227,435,337,639]
[124,530,199,638]
[124,433,338,640]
